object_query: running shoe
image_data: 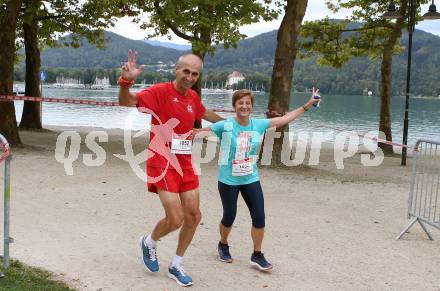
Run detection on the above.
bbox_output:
[168,264,193,287]
[250,252,273,271]
[217,242,233,263]
[139,235,159,272]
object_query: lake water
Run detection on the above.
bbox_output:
[13,87,440,147]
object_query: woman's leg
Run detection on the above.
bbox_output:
[217,181,240,244]
[250,227,264,252]
[241,181,272,270]
[240,181,265,251]
[219,223,232,244]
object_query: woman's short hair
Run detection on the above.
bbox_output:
[232,89,254,107]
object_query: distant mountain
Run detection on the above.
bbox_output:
[40,31,182,68]
[204,30,277,72]
[203,29,440,96]
[36,28,440,96]
[142,40,191,51]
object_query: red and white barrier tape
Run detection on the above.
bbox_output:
[0,143,11,163]
[1,94,414,150]
[0,95,119,107]
[261,108,413,149]
[314,123,414,150]
[0,95,235,113]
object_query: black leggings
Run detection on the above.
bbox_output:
[218,180,265,229]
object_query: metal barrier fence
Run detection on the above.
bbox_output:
[0,134,12,277]
[397,139,440,240]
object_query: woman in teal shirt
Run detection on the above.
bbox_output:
[196,89,320,271]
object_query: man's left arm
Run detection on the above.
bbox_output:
[202,109,224,123]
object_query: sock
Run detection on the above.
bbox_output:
[171,255,183,267]
[253,250,262,255]
[144,234,156,247]
[219,241,228,247]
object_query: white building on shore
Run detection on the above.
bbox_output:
[226,71,245,87]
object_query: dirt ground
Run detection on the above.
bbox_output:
[1,127,439,290]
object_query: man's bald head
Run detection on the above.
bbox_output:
[173,54,204,94]
[176,54,204,71]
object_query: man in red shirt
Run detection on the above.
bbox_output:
[118,50,222,287]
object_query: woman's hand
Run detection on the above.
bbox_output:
[304,87,321,109]
[269,87,322,128]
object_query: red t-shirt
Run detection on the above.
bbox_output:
[136,82,206,170]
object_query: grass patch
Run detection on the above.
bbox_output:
[0,259,75,291]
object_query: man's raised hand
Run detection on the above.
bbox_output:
[121,49,145,81]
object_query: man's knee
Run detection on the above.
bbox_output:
[167,213,184,230]
[184,210,201,227]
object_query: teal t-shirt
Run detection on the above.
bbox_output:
[210,117,270,186]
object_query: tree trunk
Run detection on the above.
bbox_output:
[191,27,210,128]
[378,10,405,155]
[0,0,23,146]
[267,0,308,166]
[189,50,205,128]
[20,13,43,130]
[190,50,205,97]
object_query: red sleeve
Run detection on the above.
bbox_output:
[192,91,206,120]
[136,88,159,113]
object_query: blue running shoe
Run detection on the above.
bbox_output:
[250,252,273,271]
[217,242,233,263]
[168,264,193,287]
[139,235,159,272]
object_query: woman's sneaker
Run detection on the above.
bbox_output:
[168,264,193,287]
[217,242,233,263]
[250,252,273,271]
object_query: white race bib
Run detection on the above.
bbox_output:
[232,158,253,176]
[171,137,192,154]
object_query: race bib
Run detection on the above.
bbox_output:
[171,137,192,154]
[235,132,252,160]
[232,158,253,176]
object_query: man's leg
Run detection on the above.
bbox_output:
[176,188,201,256]
[140,189,183,273]
[151,189,184,241]
[166,188,200,287]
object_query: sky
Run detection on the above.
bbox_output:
[109,1,440,44]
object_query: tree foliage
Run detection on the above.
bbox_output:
[129,0,279,55]
[17,0,124,129]
[298,0,430,154]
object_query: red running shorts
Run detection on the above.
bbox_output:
[147,166,199,194]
